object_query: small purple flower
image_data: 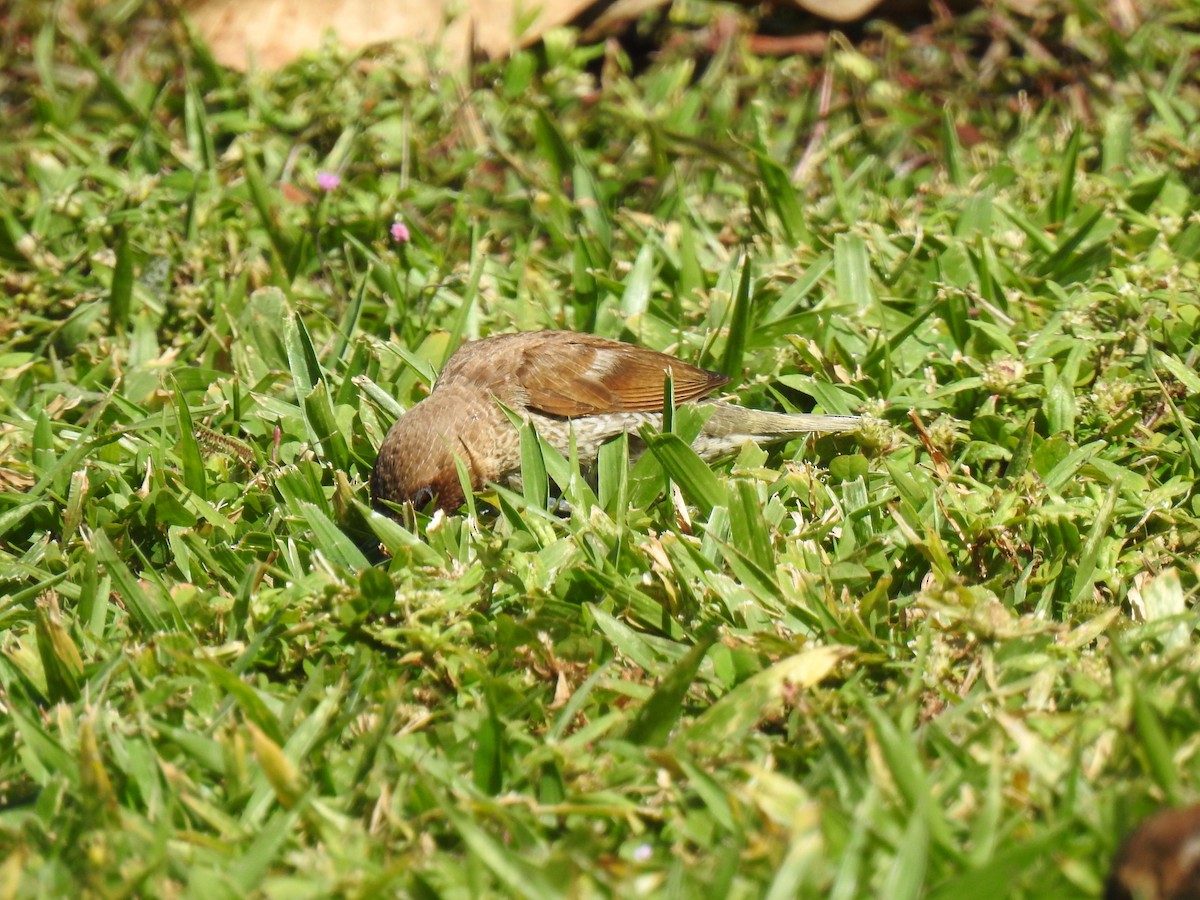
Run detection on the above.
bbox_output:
[390,219,411,243]
[316,171,341,192]
[632,844,652,862]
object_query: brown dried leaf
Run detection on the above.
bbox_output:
[186,0,602,71]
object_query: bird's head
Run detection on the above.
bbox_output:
[369,385,490,514]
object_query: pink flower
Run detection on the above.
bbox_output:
[390,219,411,243]
[316,171,341,192]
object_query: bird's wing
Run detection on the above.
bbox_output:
[515,334,730,417]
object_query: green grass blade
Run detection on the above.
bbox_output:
[625,630,718,747]
[641,430,725,515]
[173,384,208,500]
[834,233,873,313]
[109,226,134,330]
[93,530,166,632]
[722,254,752,377]
[1052,126,1082,222]
[686,647,848,746]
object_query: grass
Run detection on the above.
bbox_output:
[2,0,1200,895]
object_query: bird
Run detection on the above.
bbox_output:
[1107,805,1200,900]
[370,330,860,513]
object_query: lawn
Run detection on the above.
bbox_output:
[2,0,1199,896]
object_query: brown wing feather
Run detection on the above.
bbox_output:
[514,333,730,417]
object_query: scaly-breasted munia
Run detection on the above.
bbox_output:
[370,330,859,513]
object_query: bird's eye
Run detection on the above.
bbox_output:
[411,485,437,510]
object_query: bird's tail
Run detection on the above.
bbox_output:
[704,402,860,437]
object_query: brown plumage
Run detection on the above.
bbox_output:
[1107,805,1200,900]
[370,330,860,513]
